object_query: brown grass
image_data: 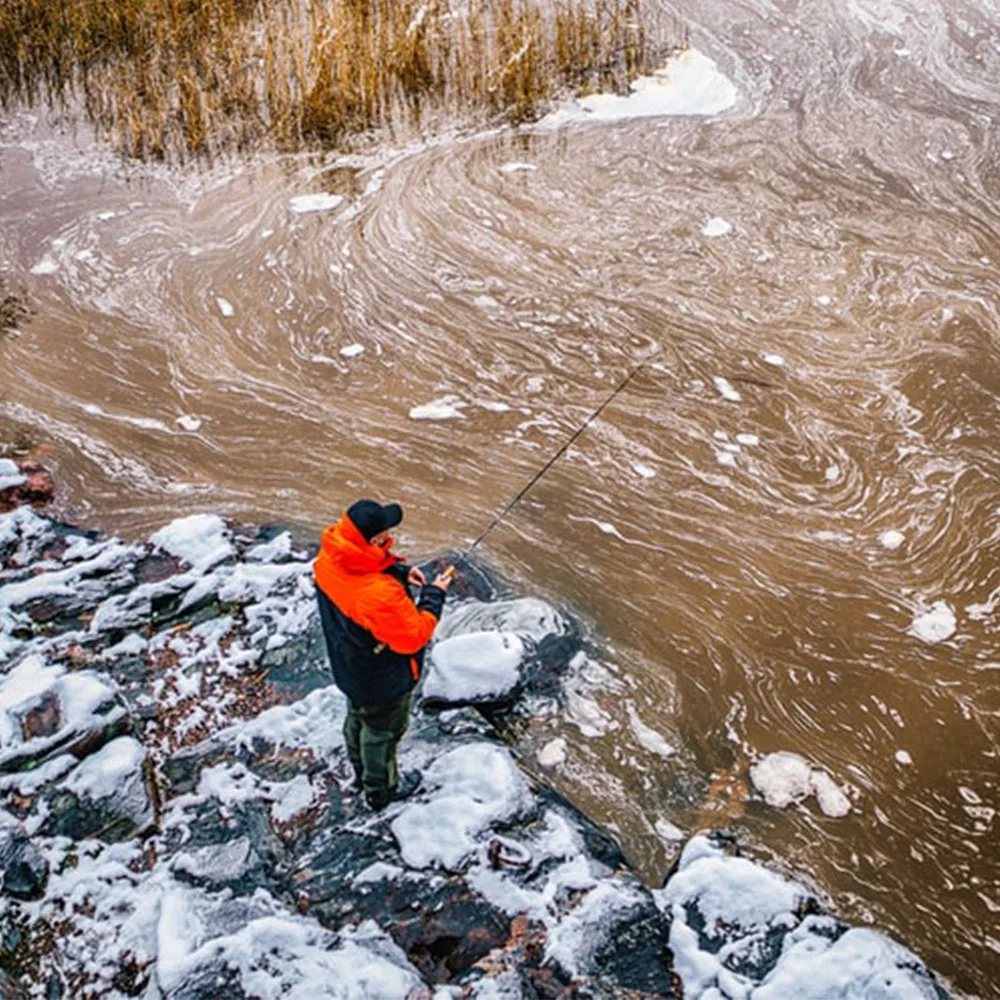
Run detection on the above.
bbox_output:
[0,0,687,162]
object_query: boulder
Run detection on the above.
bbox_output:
[0,828,49,900]
[41,736,152,842]
[422,632,525,708]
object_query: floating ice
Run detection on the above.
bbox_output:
[175,415,202,432]
[631,462,657,479]
[736,433,759,446]
[895,750,913,765]
[762,353,786,366]
[879,530,905,551]
[408,396,467,421]
[339,343,365,358]
[713,376,742,402]
[537,738,567,768]
[908,602,956,643]
[715,450,737,467]
[702,217,733,238]
[541,49,738,125]
[288,193,344,214]
[216,297,235,318]
[751,752,851,817]
[626,703,675,758]
[499,162,537,173]
[817,294,832,306]
[422,631,525,704]
[30,256,58,275]
[0,459,26,491]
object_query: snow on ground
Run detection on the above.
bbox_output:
[0,460,26,491]
[750,751,851,818]
[908,601,956,643]
[626,702,675,758]
[422,631,524,704]
[391,743,532,870]
[541,48,738,125]
[149,513,234,572]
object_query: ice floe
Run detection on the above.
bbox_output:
[339,343,365,358]
[288,193,345,214]
[541,49,738,125]
[408,396,467,420]
[750,751,851,817]
[908,601,956,643]
[713,376,742,402]
[216,296,235,318]
[703,216,733,237]
[0,460,26,492]
[499,162,538,173]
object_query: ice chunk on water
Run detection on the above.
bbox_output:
[631,462,657,479]
[216,297,234,318]
[339,343,365,358]
[762,352,785,366]
[537,738,567,767]
[751,751,851,817]
[626,702,675,757]
[879,530,906,550]
[423,631,525,704]
[713,376,742,402]
[499,162,537,173]
[175,415,202,432]
[288,193,344,214]
[908,601,956,643]
[408,396,466,421]
[702,217,733,237]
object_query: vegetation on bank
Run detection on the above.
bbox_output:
[0,277,30,336]
[0,0,687,162]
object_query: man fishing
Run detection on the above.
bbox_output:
[314,499,453,810]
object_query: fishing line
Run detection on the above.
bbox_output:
[457,348,662,563]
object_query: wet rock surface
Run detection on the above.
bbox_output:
[0,507,951,998]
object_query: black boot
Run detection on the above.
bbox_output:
[366,771,422,811]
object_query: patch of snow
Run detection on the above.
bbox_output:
[391,743,532,871]
[245,532,294,563]
[216,296,235,318]
[541,49,738,125]
[423,631,525,704]
[655,817,685,842]
[150,514,233,572]
[408,396,467,421]
[702,217,733,238]
[713,376,742,402]
[270,774,317,824]
[289,193,344,214]
[63,736,152,827]
[172,837,254,883]
[0,459,26,491]
[908,601,956,643]
[340,343,365,358]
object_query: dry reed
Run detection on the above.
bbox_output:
[0,0,687,162]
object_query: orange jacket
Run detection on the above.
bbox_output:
[314,515,440,655]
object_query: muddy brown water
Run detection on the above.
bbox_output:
[2,0,1000,994]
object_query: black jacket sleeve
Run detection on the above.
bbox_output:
[417,584,446,620]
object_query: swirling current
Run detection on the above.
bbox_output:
[2,0,999,994]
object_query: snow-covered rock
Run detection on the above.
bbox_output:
[422,631,525,706]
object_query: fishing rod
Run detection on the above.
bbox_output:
[445,346,663,574]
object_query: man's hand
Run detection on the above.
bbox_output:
[407,566,427,587]
[431,567,455,592]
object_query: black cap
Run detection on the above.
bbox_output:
[347,499,403,542]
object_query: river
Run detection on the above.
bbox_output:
[2,0,999,994]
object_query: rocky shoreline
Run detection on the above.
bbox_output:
[0,484,950,998]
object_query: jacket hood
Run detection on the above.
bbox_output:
[320,515,397,574]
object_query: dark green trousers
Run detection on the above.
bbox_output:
[343,693,412,807]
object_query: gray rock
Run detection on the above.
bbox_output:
[0,828,48,900]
